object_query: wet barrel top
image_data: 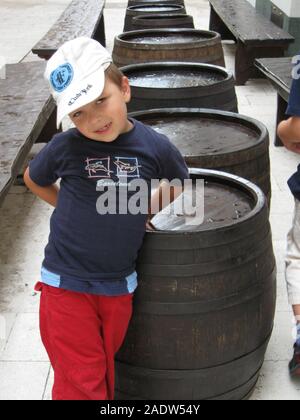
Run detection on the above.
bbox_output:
[128,0,185,5]
[133,13,192,21]
[117,29,218,46]
[131,14,195,30]
[129,5,184,12]
[125,63,228,89]
[131,109,266,156]
[151,169,262,232]
[124,4,186,31]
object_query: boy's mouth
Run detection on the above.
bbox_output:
[95,122,112,134]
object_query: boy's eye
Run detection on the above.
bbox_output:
[96,97,106,104]
[72,111,82,118]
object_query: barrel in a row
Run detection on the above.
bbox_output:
[124,4,186,32]
[127,0,186,7]
[113,29,225,67]
[123,62,238,113]
[132,13,194,30]
[116,168,276,400]
[130,108,271,205]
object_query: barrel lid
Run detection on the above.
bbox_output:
[128,0,185,3]
[130,108,268,156]
[133,13,191,20]
[116,28,218,46]
[122,62,231,90]
[128,4,184,12]
[149,168,266,233]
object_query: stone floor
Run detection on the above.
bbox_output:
[0,0,300,400]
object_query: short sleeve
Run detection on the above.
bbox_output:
[158,137,190,182]
[287,74,300,117]
[28,140,60,186]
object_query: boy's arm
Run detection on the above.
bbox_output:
[23,167,59,207]
[277,116,300,154]
[146,180,184,230]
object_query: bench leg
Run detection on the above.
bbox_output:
[235,41,253,85]
[36,108,59,144]
[94,14,106,47]
[274,94,287,147]
[209,6,235,41]
[235,42,287,85]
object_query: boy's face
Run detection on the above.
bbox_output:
[69,76,132,142]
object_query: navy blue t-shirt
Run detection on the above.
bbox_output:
[29,118,189,295]
[286,72,300,200]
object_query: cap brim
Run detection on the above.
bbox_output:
[56,69,106,129]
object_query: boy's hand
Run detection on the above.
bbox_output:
[146,181,185,231]
[278,117,300,154]
[281,138,300,154]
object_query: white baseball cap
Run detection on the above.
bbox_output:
[44,37,112,129]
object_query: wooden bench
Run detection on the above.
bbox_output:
[208,0,294,85]
[32,0,106,60]
[255,57,293,147]
[0,62,58,206]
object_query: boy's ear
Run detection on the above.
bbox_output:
[121,76,131,103]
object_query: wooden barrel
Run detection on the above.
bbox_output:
[113,29,225,67]
[130,108,271,205]
[132,13,194,30]
[128,0,185,7]
[124,4,186,32]
[115,168,276,400]
[122,62,238,113]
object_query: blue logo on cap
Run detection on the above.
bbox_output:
[50,63,73,92]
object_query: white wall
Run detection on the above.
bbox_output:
[272,0,300,17]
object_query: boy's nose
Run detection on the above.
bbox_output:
[88,109,103,126]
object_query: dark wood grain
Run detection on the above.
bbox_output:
[255,57,293,101]
[209,0,294,85]
[32,0,106,60]
[0,62,56,205]
[255,57,293,146]
[209,0,294,45]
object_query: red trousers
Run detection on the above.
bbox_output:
[35,282,133,400]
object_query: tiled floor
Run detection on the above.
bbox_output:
[0,0,299,400]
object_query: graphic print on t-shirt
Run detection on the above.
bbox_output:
[85,157,113,179]
[114,157,141,178]
[85,156,142,180]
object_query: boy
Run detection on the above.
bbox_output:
[24,37,189,400]
[277,61,300,377]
